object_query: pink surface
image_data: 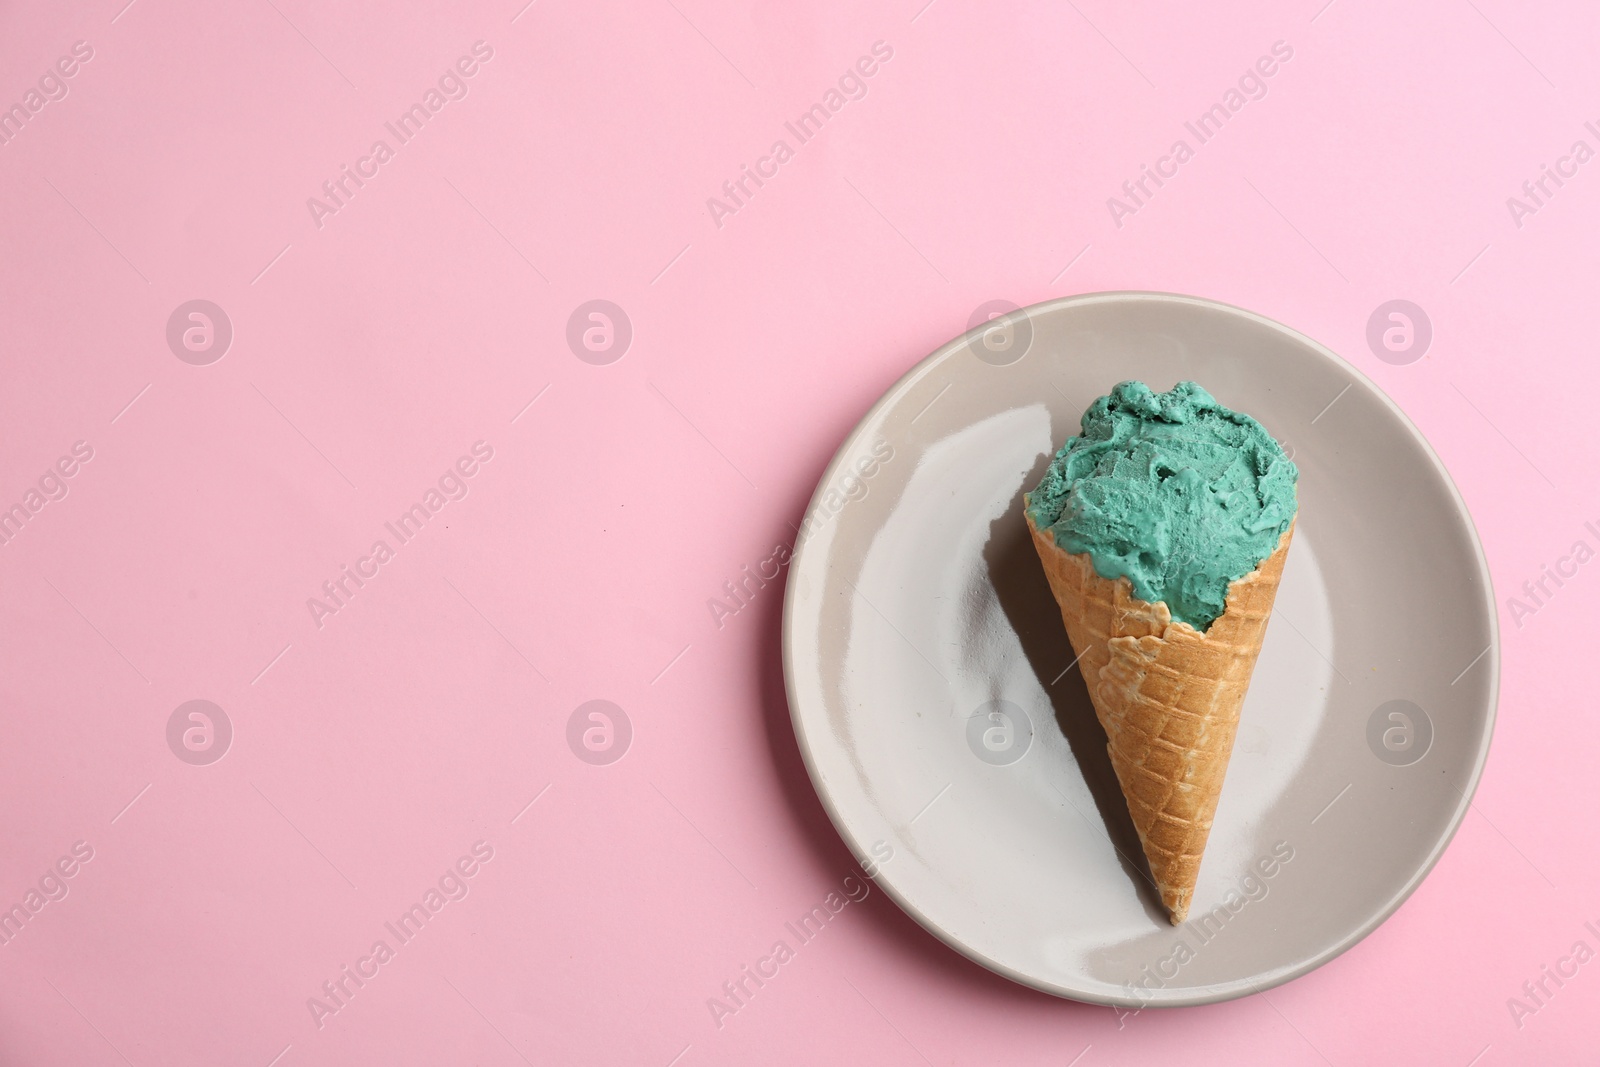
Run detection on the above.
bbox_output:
[0,0,1592,1063]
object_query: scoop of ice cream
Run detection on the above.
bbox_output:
[1024,380,1298,631]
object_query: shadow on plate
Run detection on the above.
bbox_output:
[983,459,1168,927]
[755,454,1112,1014]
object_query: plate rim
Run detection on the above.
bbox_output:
[780,289,1500,1007]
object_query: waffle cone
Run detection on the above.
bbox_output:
[1026,507,1294,924]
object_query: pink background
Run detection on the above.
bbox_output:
[0,0,1593,1063]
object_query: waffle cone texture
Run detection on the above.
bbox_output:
[1026,506,1295,924]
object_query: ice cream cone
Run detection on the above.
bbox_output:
[1026,506,1295,924]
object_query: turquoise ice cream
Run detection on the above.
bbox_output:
[1025,381,1298,631]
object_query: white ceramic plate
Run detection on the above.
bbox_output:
[782,292,1497,1006]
